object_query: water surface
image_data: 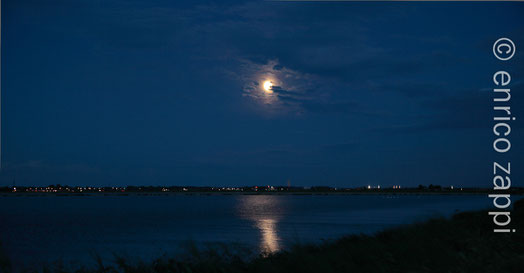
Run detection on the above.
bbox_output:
[0,194,497,268]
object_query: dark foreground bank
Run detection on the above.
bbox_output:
[1,199,523,273]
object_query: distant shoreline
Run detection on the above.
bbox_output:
[2,191,524,197]
[3,185,523,197]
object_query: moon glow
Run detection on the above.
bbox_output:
[263,80,273,93]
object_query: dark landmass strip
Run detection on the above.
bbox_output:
[1,196,523,273]
[1,184,523,196]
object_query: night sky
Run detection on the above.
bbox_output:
[2,0,524,187]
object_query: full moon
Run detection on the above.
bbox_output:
[263,80,273,92]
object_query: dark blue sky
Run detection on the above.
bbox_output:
[2,0,524,187]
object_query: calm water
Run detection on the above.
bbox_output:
[0,194,497,268]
